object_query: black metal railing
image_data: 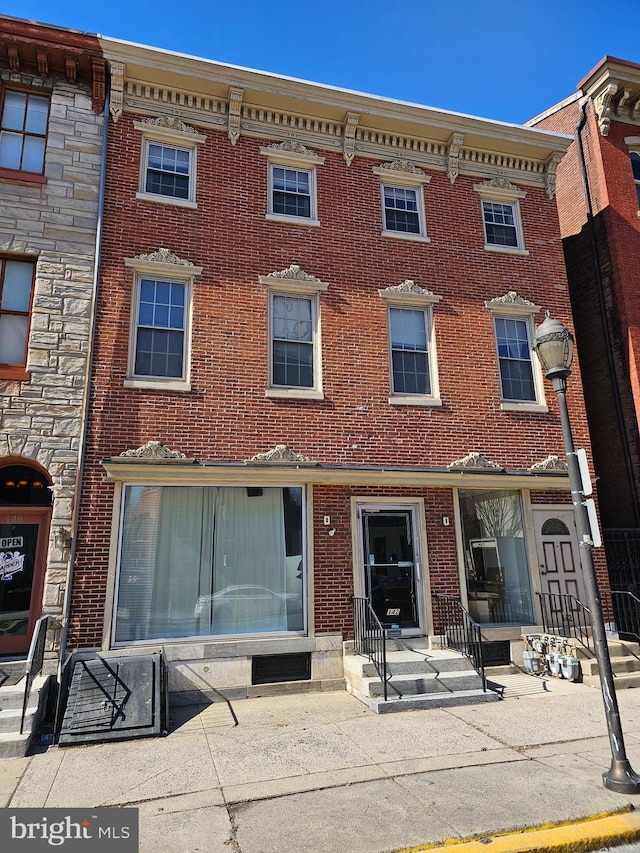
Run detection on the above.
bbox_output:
[537,592,592,653]
[20,614,49,735]
[352,597,391,701]
[601,589,640,645]
[432,594,486,691]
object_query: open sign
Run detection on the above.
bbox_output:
[0,537,23,549]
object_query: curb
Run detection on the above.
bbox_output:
[396,810,640,853]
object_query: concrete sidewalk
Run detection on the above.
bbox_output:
[2,673,640,853]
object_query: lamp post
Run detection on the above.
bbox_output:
[534,312,640,794]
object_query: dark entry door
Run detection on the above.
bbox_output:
[361,510,419,630]
[0,508,49,656]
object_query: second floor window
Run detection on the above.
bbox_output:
[0,258,35,375]
[631,152,640,207]
[134,278,186,379]
[0,90,49,174]
[494,316,536,402]
[271,293,315,388]
[389,306,431,395]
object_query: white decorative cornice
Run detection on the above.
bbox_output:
[131,248,194,266]
[109,61,125,123]
[446,132,464,184]
[594,82,619,136]
[343,112,359,166]
[379,280,442,305]
[138,115,199,135]
[485,291,540,316]
[228,87,243,145]
[116,441,191,462]
[529,455,568,472]
[245,445,316,465]
[448,452,504,471]
[265,263,320,282]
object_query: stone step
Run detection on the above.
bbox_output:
[572,640,640,659]
[0,707,38,735]
[364,669,483,698]
[582,670,640,689]
[579,656,640,677]
[360,650,476,678]
[0,675,47,711]
[0,732,32,760]
[347,683,500,714]
[0,660,28,680]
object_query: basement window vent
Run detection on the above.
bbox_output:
[252,653,311,685]
[481,640,511,666]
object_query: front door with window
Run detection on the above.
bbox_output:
[360,509,421,633]
[0,507,49,656]
[533,509,586,606]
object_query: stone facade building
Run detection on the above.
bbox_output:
[0,16,105,658]
[531,58,640,592]
[57,33,608,700]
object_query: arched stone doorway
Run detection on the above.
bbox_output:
[0,460,52,656]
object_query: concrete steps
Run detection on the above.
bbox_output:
[0,674,50,759]
[344,640,500,714]
[569,639,640,689]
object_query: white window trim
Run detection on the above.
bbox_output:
[260,272,327,400]
[624,137,640,212]
[135,120,206,209]
[485,296,547,411]
[261,145,324,227]
[379,286,442,406]
[124,254,203,391]
[474,181,528,256]
[373,165,431,242]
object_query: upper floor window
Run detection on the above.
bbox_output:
[124,249,203,392]
[261,142,324,227]
[0,89,49,175]
[373,161,431,243]
[0,257,35,380]
[474,179,528,256]
[630,151,640,207]
[379,280,441,406]
[134,118,205,209]
[485,291,545,412]
[259,264,327,400]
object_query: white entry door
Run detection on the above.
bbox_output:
[533,509,586,605]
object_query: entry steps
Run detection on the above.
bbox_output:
[573,638,640,689]
[343,637,500,714]
[0,660,50,759]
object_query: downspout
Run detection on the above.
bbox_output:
[58,87,110,672]
[575,99,640,526]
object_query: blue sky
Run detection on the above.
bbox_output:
[5,0,640,125]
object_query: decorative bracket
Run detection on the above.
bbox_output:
[593,83,618,136]
[446,132,464,184]
[343,112,359,166]
[544,151,564,201]
[228,87,243,146]
[109,61,125,123]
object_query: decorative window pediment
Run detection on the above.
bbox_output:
[114,440,193,463]
[484,291,540,316]
[448,452,504,471]
[259,264,328,294]
[379,280,442,306]
[245,445,316,466]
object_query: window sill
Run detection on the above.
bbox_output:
[135,192,197,210]
[389,395,442,407]
[0,367,30,382]
[0,168,46,185]
[265,213,320,227]
[266,387,324,401]
[124,378,192,392]
[500,401,548,413]
[382,230,430,243]
[484,244,529,257]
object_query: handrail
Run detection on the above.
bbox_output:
[20,614,49,735]
[601,589,640,645]
[432,593,486,691]
[536,592,593,654]
[352,597,391,702]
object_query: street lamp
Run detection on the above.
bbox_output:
[534,311,640,794]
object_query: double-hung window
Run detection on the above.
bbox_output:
[135,118,205,208]
[0,89,49,177]
[485,292,545,411]
[373,162,431,242]
[124,250,202,391]
[260,264,327,400]
[0,257,35,380]
[632,152,640,206]
[261,142,324,226]
[379,281,441,406]
[474,179,528,255]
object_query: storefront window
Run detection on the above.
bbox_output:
[459,489,533,624]
[114,486,304,642]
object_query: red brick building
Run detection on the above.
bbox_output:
[531,58,640,592]
[65,35,605,698]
